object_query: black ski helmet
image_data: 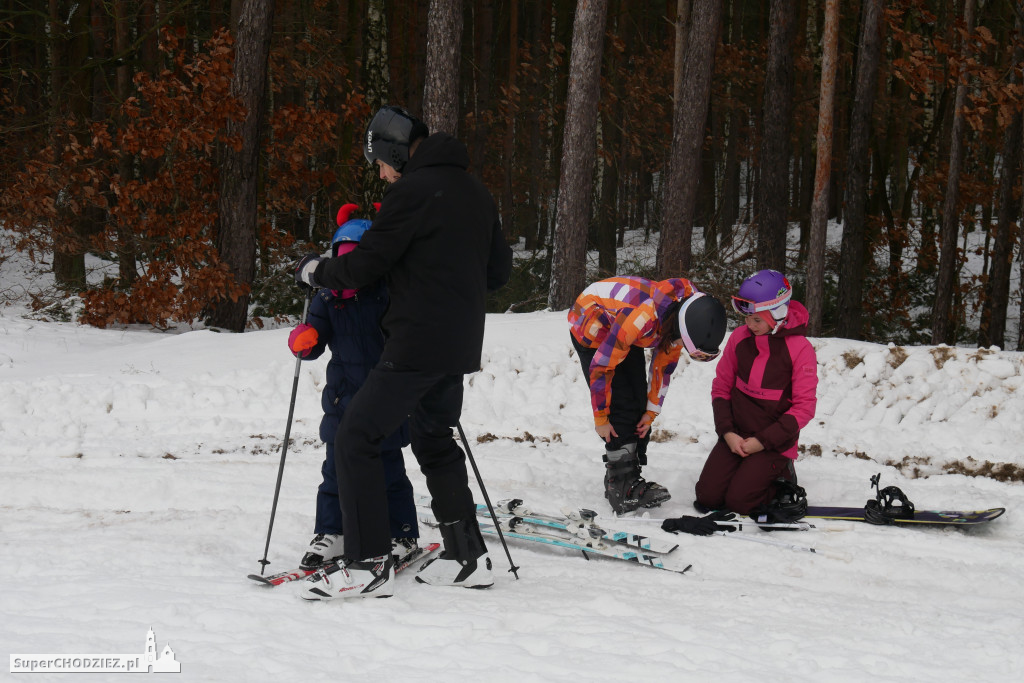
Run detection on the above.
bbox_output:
[678,293,727,361]
[363,105,429,172]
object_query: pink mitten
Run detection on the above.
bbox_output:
[288,323,318,357]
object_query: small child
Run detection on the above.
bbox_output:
[694,269,818,519]
[288,204,419,569]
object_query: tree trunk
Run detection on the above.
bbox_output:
[523,0,548,250]
[596,6,623,279]
[672,0,692,106]
[657,1,722,277]
[208,0,275,332]
[469,0,495,178]
[835,0,883,340]
[422,0,463,135]
[756,0,797,272]
[931,0,977,344]
[719,106,741,249]
[885,9,912,288]
[502,0,519,244]
[978,15,1023,348]
[547,0,608,310]
[806,0,839,337]
[139,0,159,74]
[113,0,136,288]
[50,0,94,291]
[362,0,390,207]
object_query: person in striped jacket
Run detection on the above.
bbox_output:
[694,269,818,519]
[569,276,726,514]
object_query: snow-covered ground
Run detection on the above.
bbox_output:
[2,290,1023,680]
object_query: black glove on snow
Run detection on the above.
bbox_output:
[705,509,737,532]
[661,510,737,536]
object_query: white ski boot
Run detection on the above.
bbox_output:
[299,554,394,601]
[391,537,420,564]
[300,533,343,570]
[415,517,493,589]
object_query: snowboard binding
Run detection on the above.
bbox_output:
[863,473,916,525]
[752,479,808,526]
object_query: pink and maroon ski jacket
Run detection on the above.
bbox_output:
[711,300,818,459]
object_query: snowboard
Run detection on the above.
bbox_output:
[804,506,1004,526]
[803,474,1004,526]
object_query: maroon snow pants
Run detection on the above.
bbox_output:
[694,440,794,515]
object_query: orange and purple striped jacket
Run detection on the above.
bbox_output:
[568,277,698,426]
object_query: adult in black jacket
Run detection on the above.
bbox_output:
[295,106,512,600]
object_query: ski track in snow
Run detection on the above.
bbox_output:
[1,310,1023,682]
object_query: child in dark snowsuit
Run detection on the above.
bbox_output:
[288,205,419,569]
[694,269,817,518]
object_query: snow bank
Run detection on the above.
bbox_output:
[1,307,1022,681]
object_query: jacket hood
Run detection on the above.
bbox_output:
[777,300,809,336]
[403,133,470,174]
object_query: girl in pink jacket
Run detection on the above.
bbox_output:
[694,270,818,517]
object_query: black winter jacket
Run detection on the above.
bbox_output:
[315,133,513,373]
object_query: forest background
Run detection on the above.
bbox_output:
[2,0,1023,350]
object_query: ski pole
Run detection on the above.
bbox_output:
[257,288,313,574]
[715,531,852,561]
[619,516,853,532]
[456,421,520,579]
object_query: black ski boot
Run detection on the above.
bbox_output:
[603,443,671,514]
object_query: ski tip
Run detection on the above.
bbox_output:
[246,574,275,586]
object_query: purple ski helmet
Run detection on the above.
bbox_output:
[731,269,792,329]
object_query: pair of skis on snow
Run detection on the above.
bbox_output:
[417,496,698,574]
[417,497,839,573]
[247,542,441,587]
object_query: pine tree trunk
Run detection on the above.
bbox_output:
[978,14,1023,349]
[931,0,977,344]
[50,0,94,291]
[719,107,741,249]
[422,0,463,135]
[361,0,390,208]
[502,0,519,245]
[596,7,622,278]
[547,0,608,310]
[756,0,797,272]
[806,0,839,337]
[835,0,883,340]
[208,0,274,331]
[523,0,547,251]
[657,1,722,277]
[469,0,495,178]
[113,0,136,288]
[672,0,692,106]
